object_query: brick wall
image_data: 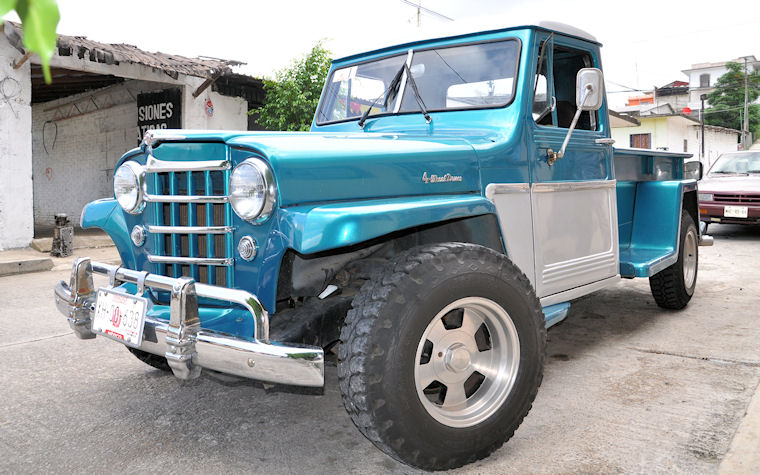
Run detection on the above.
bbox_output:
[31,80,174,229]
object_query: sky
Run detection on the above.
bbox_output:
[4,0,760,108]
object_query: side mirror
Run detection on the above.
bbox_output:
[576,68,604,111]
[547,68,605,165]
[684,161,703,181]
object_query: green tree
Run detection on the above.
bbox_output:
[0,0,60,83]
[704,61,760,138]
[253,41,332,131]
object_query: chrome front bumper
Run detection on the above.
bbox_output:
[54,258,324,387]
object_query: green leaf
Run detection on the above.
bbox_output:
[0,0,19,20]
[16,0,60,84]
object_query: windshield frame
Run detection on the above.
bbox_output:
[315,36,523,126]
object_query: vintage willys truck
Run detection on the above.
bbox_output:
[54,22,711,470]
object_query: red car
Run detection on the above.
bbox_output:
[698,151,760,231]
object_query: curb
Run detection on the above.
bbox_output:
[0,258,54,277]
[720,379,760,473]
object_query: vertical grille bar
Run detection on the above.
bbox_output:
[186,171,199,281]
[152,173,166,277]
[204,170,215,285]
[224,167,233,286]
[169,171,179,278]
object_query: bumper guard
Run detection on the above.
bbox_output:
[54,258,324,387]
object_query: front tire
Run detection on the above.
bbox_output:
[338,243,546,470]
[649,210,698,309]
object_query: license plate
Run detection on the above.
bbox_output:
[92,288,147,347]
[724,206,748,218]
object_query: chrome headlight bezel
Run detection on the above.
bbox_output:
[113,161,146,215]
[229,158,277,223]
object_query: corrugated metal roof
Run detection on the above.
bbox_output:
[3,21,243,79]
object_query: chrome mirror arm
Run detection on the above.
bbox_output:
[547,84,593,166]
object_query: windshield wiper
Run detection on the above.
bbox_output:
[402,62,431,124]
[358,63,406,128]
[358,62,431,128]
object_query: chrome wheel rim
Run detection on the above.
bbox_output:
[683,227,697,291]
[414,297,520,428]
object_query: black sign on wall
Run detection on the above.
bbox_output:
[137,88,182,139]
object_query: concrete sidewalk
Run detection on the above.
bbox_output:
[0,242,121,277]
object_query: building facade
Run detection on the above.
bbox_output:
[0,22,263,250]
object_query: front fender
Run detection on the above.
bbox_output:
[80,198,136,268]
[277,194,497,255]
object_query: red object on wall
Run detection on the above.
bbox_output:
[682,107,692,115]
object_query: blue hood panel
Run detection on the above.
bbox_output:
[227,132,480,206]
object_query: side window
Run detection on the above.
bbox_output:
[533,39,599,131]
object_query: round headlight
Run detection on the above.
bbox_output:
[229,159,276,223]
[113,161,145,214]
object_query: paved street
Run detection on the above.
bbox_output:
[1,225,759,474]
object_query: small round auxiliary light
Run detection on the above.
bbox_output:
[238,236,257,261]
[131,225,146,247]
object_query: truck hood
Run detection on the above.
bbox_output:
[225,132,480,207]
[699,175,760,194]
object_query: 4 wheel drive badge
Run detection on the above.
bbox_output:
[422,171,463,184]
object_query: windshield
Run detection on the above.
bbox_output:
[708,152,760,176]
[317,39,520,124]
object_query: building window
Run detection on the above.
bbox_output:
[630,133,651,149]
[700,73,710,88]
[684,139,688,152]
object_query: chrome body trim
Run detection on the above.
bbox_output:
[146,225,233,234]
[540,274,621,307]
[53,258,324,387]
[145,155,231,173]
[532,179,617,193]
[147,255,234,266]
[143,193,229,204]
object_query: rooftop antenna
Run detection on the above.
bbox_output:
[399,0,454,27]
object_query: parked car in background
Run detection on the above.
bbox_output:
[698,151,760,231]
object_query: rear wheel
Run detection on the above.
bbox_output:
[649,210,698,309]
[338,243,545,470]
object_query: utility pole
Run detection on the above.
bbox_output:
[743,57,750,149]
[700,93,707,159]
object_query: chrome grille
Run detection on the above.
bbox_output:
[713,193,760,204]
[145,157,233,287]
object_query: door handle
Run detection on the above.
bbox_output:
[595,138,615,145]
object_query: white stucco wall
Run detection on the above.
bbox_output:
[690,125,740,169]
[182,77,248,130]
[0,35,33,249]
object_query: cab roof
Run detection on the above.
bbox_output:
[333,21,599,65]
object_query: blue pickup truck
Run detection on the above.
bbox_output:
[54,21,711,470]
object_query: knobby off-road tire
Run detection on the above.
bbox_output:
[338,243,546,471]
[649,210,698,309]
[127,347,171,372]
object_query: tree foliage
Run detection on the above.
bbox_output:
[705,61,760,138]
[253,41,332,131]
[0,0,60,83]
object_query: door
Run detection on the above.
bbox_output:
[530,34,619,299]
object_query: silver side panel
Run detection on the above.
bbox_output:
[531,180,619,298]
[485,183,535,286]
